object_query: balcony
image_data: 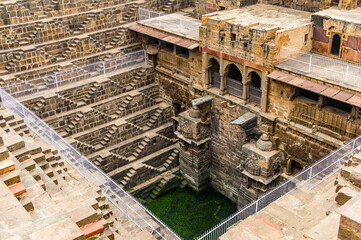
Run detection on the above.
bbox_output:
[289,99,360,139]
[157,49,190,77]
[278,47,361,89]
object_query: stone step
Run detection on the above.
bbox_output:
[69,204,99,228]
[305,211,340,240]
[81,221,105,238]
[0,158,15,175]
[29,218,84,240]
[12,147,31,162]
[9,182,27,198]
[0,169,20,186]
[20,159,36,171]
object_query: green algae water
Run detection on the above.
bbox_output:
[145,186,237,240]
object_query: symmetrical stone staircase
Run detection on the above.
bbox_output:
[0,1,195,238]
[0,107,156,239]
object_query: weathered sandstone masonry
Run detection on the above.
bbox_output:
[18,65,181,196]
[0,0,200,206]
[312,8,361,63]
[194,0,360,18]
[0,106,157,239]
[220,145,361,239]
[176,96,213,191]
[0,0,140,25]
[130,14,203,109]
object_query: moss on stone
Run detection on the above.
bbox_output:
[145,186,236,240]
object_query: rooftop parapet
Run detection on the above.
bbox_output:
[199,4,313,68]
[312,7,361,64]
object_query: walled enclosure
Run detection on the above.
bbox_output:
[1,0,361,239]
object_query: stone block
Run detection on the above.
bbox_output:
[335,186,358,206]
[0,159,15,175]
[68,205,98,228]
[8,182,27,198]
[338,197,361,240]
[80,221,104,238]
[340,166,353,180]
[0,192,32,228]
[5,135,25,152]
[0,169,20,186]
[30,218,85,240]
[349,165,361,188]
[0,146,10,161]
[133,231,156,240]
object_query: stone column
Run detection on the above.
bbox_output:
[261,71,269,112]
[176,97,213,192]
[202,52,210,88]
[242,65,248,101]
[219,57,226,95]
[286,158,292,175]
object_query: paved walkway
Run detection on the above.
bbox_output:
[220,174,339,240]
[278,51,361,89]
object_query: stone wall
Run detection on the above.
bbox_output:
[0,3,137,50]
[208,97,256,203]
[194,0,257,18]
[0,27,137,73]
[0,0,136,25]
[147,0,194,13]
[199,10,312,69]
[261,0,332,13]
[312,14,361,64]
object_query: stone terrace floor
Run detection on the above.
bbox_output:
[278,51,361,89]
[138,14,201,41]
[220,174,339,240]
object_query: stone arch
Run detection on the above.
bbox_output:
[247,70,262,105]
[224,63,243,98]
[246,70,262,86]
[207,57,221,88]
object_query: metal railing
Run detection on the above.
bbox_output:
[139,7,163,20]
[2,49,148,98]
[249,86,261,105]
[196,135,361,240]
[0,88,182,240]
[158,49,190,76]
[278,47,361,88]
[212,73,221,89]
[227,77,243,98]
[138,8,200,41]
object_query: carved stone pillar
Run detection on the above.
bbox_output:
[242,65,249,102]
[202,52,210,88]
[176,96,213,191]
[238,131,283,208]
[219,57,226,94]
[261,71,268,112]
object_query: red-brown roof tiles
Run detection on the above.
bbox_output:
[129,24,199,50]
[268,70,361,107]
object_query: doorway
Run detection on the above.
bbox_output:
[330,34,341,56]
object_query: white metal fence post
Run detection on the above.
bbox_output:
[125,194,128,216]
[308,168,313,188]
[102,61,106,77]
